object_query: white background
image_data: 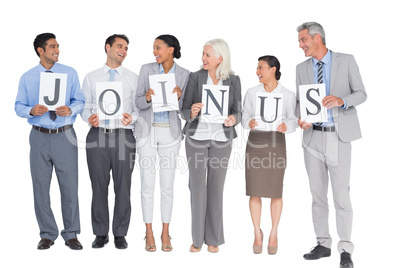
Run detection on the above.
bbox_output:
[2,0,401,267]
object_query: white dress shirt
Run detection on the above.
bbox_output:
[191,73,228,142]
[242,83,297,134]
[81,64,139,129]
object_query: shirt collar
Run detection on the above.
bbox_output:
[258,82,282,93]
[103,64,124,75]
[37,62,58,72]
[312,49,332,66]
[159,62,176,74]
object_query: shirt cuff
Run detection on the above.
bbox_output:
[340,98,347,109]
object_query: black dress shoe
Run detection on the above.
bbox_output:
[114,236,128,249]
[37,238,54,250]
[303,244,331,260]
[340,252,354,268]
[65,238,83,250]
[92,235,109,248]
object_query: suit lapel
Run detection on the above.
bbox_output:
[330,52,338,93]
[306,59,314,84]
[151,62,159,75]
[175,64,183,87]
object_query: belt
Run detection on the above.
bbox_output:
[313,125,336,132]
[94,127,133,133]
[33,125,73,134]
[152,123,171,128]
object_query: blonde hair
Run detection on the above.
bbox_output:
[203,39,234,80]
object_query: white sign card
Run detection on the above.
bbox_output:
[254,92,284,131]
[96,81,124,120]
[201,84,230,123]
[149,73,179,112]
[299,83,328,123]
[39,72,67,110]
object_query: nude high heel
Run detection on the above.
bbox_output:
[268,234,278,255]
[253,229,263,254]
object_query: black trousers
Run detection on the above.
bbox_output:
[86,127,136,237]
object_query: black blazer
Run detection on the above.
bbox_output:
[181,69,242,139]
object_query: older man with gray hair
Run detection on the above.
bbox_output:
[296,22,367,268]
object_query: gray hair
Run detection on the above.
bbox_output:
[203,38,234,80]
[297,22,326,45]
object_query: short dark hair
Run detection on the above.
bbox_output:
[104,34,130,53]
[155,34,181,59]
[33,33,56,57]
[258,55,281,80]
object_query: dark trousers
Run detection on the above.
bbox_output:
[86,127,136,237]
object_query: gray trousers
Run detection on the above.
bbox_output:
[86,127,136,237]
[29,127,80,242]
[304,130,354,254]
[185,137,232,248]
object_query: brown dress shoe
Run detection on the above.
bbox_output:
[65,238,83,250]
[37,238,54,250]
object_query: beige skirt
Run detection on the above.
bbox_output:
[245,130,287,198]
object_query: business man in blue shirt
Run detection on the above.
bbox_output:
[15,33,85,250]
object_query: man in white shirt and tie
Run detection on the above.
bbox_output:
[81,34,139,249]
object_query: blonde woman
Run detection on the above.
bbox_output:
[181,39,241,253]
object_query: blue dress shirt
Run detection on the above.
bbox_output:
[15,62,85,129]
[153,63,176,123]
[312,50,347,127]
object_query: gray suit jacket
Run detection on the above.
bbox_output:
[181,69,242,139]
[296,52,367,145]
[134,62,190,139]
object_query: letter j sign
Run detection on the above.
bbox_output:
[39,72,67,110]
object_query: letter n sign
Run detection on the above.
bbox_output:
[39,72,67,110]
[96,81,124,120]
[299,84,328,123]
[201,84,230,123]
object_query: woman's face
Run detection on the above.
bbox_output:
[202,45,222,72]
[153,39,174,64]
[256,60,276,83]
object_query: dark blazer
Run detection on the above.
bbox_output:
[181,69,242,139]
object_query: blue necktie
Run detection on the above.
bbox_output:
[105,69,117,126]
[109,69,117,81]
[45,70,57,121]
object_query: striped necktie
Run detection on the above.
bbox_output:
[317,61,324,84]
[315,61,324,126]
[45,70,57,121]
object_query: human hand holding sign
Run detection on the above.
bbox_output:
[191,103,203,119]
[55,105,71,116]
[173,86,182,100]
[322,95,344,109]
[121,113,133,126]
[30,104,48,116]
[146,88,155,102]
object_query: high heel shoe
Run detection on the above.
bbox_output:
[268,234,278,255]
[144,236,156,252]
[190,244,201,253]
[253,229,263,254]
[161,235,173,252]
